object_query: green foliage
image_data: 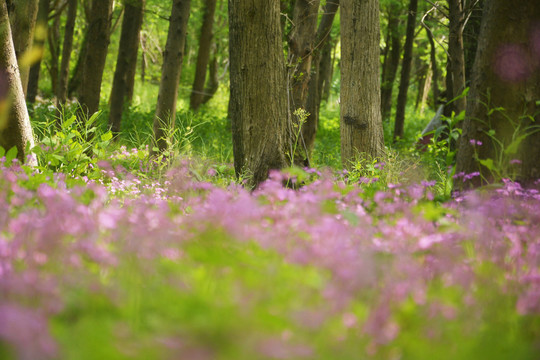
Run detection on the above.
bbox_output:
[30,106,113,180]
[472,104,540,182]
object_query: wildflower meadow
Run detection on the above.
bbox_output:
[1,143,539,359]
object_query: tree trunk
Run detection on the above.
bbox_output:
[380,3,401,121]
[424,24,440,108]
[455,0,540,188]
[189,0,217,111]
[201,42,219,104]
[152,0,191,153]
[321,39,337,102]
[340,0,384,166]
[463,0,483,83]
[68,30,87,98]
[56,0,77,109]
[229,0,289,186]
[8,0,39,96]
[26,0,50,104]
[109,0,145,134]
[303,0,339,164]
[0,1,36,165]
[393,0,417,140]
[78,0,113,119]
[288,0,320,111]
[287,0,320,165]
[47,6,61,97]
[446,0,466,117]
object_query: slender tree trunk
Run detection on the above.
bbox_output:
[288,0,320,111]
[47,7,61,96]
[414,57,429,110]
[78,0,114,119]
[393,0,417,140]
[380,3,401,121]
[201,42,219,104]
[26,0,50,104]
[0,1,36,165]
[424,24,440,108]
[152,0,191,153]
[340,0,384,166]
[463,0,483,83]
[303,0,339,163]
[190,0,217,110]
[287,0,320,165]
[109,0,145,134]
[68,31,87,98]
[229,0,289,186]
[8,0,39,96]
[321,39,337,102]
[446,0,466,116]
[456,0,540,188]
[56,0,77,109]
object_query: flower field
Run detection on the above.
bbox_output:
[1,154,540,359]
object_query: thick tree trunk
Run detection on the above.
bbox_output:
[456,0,540,188]
[26,0,50,104]
[8,0,39,96]
[393,0,417,140]
[109,0,145,134]
[0,2,36,165]
[340,0,384,166]
[380,3,401,121]
[446,0,466,117]
[152,0,191,153]
[78,0,113,119]
[229,0,289,186]
[303,0,339,164]
[56,0,77,109]
[189,0,217,111]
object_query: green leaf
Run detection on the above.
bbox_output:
[101,131,113,142]
[479,158,494,171]
[0,147,5,158]
[504,134,528,155]
[6,146,18,162]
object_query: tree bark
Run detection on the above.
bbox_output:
[229,0,289,186]
[425,24,440,108]
[152,0,191,153]
[78,0,114,119]
[47,4,62,97]
[456,0,540,188]
[340,0,384,166]
[56,0,77,109]
[303,0,339,164]
[446,0,466,117]
[463,0,483,83]
[287,0,320,165]
[189,0,217,111]
[380,3,401,121]
[8,0,39,96]
[0,1,36,165]
[26,0,50,104]
[109,0,145,134]
[393,0,417,140]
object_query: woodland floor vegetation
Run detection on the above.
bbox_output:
[1,0,540,358]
